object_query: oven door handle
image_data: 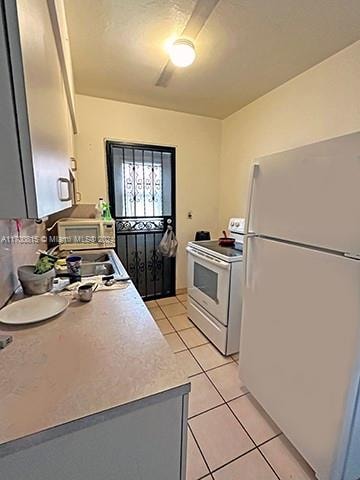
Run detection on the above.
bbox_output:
[186,247,230,270]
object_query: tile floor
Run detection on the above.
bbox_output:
[146,295,317,480]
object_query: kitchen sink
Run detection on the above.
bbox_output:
[76,252,110,263]
[80,262,115,277]
[56,249,128,280]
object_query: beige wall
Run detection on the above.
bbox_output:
[219,40,360,225]
[74,95,222,289]
[74,40,360,291]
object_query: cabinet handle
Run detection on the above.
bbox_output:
[57,178,71,202]
[70,157,77,171]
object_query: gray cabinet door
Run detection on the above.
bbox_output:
[15,0,72,218]
[0,395,187,480]
[1,0,72,219]
[0,2,27,218]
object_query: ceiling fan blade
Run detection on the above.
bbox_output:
[155,61,176,87]
[182,0,220,39]
[155,0,220,87]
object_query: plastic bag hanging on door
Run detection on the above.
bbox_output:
[158,226,178,257]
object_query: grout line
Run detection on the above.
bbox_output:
[166,313,196,332]
[223,391,250,403]
[177,327,281,480]
[198,474,212,480]
[167,323,194,333]
[185,346,260,475]
[188,402,226,421]
[179,339,210,350]
[163,329,187,353]
[203,368,282,479]
[257,447,281,480]
[257,432,282,448]
[162,310,284,479]
[203,376,257,447]
[186,341,236,375]
[199,361,282,478]
[168,311,192,319]
[185,345,206,374]
[209,445,258,476]
[186,345,209,373]
[198,358,236,373]
[187,424,212,479]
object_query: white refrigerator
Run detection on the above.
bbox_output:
[239,131,360,480]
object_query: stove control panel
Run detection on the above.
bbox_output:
[228,217,245,234]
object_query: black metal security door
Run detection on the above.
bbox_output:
[106,141,176,300]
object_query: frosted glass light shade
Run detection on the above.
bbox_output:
[169,39,196,67]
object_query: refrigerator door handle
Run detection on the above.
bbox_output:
[245,163,259,234]
[244,233,256,287]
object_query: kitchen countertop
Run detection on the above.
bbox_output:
[0,282,190,449]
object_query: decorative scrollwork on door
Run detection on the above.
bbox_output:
[116,218,164,234]
[147,249,163,282]
[107,142,175,299]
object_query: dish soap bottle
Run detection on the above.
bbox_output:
[102,201,112,221]
[95,197,105,219]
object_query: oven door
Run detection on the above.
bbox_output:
[186,246,230,325]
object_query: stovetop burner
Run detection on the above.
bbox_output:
[192,240,243,258]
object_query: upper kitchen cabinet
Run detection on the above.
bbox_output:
[0,0,76,219]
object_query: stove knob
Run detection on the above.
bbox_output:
[230,221,234,227]
[235,222,240,227]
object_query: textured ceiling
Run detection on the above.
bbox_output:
[64,0,360,119]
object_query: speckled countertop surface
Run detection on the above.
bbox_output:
[0,283,189,447]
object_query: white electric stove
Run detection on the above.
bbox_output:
[186,218,245,355]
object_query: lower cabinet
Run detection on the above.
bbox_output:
[0,392,188,480]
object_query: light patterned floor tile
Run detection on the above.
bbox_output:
[231,353,239,363]
[161,302,187,317]
[156,296,179,306]
[168,314,193,331]
[177,293,188,303]
[179,328,209,349]
[187,428,210,480]
[213,449,277,480]
[145,300,157,308]
[175,350,202,377]
[191,344,233,371]
[148,306,166,320]
[189,404,254,472]
[260,435,317,480]
[229,394,281,446]
[164,332,187,353]
[207,363,248,402]
[189,373,224,418]
[156,318,175,335]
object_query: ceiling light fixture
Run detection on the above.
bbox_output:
[169,39,196,68]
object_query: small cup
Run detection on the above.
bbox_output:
[66,255,82,276]
[77,283,95,302]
